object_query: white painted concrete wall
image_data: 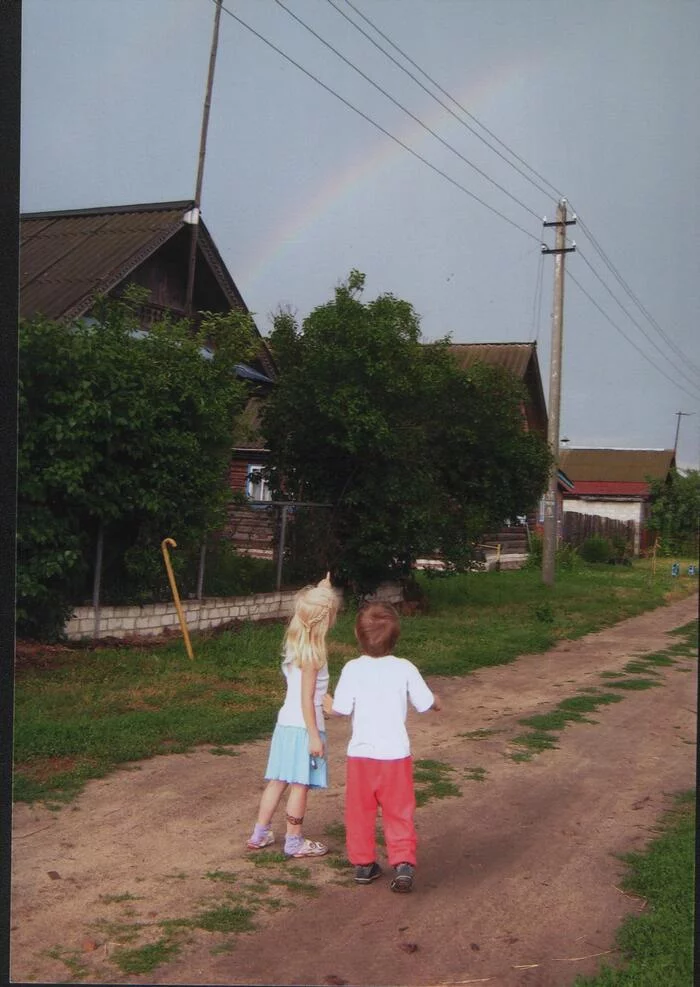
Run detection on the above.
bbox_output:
[64,582,404,641]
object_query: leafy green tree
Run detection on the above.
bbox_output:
[18,288,257,638]
[262,271,551,591]
[647,468,700,556]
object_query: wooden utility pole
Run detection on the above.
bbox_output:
[541,199,576,585]
[185,0,223,318]
[673,411,692,455]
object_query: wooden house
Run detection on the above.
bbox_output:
[20,201,276,522]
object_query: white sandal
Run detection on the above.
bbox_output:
[246,829,274,850]
[286,838,328,858]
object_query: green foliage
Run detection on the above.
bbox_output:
[262,271,551,591]
[579,535,613,563]
[523,533,581,571]
[647,468,700,557]
[17,294,257,637]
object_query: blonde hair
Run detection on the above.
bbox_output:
[283,576,340,669]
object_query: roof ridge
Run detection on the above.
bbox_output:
[448,341,532,347]
[21,200,195,220]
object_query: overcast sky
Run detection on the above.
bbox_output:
[20,0,700,470]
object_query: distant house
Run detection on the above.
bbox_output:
[559,448,676,554]
[20,200,276,504]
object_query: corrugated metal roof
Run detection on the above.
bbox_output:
[448,342,535,379]
[559,448,675,483]
[564,481,651,497]
[20,201,194,320]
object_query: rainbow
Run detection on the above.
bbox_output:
[236,61,534,293]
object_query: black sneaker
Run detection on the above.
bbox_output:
[354,862,382,884]
[390,862,414,893]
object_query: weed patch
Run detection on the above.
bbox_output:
[205,870,237,883]
[464,766,487,782]
[511,730,559,753]
[189,905,255,933]
[460,728,501,740]
[112,937,181,975]
[251,851,288,867]
[45,946,88,981]
[605,678,662,691]
[414,759,461,806]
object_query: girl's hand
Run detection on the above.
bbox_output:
[308,732,324,758]
[322,693,334,716]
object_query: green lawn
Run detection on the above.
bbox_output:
[13,559,697,803]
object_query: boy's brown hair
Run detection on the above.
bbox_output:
[355,602,401,657]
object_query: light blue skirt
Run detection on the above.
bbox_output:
[264,724,329,789]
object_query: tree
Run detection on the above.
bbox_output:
[17,288,257,638]
[647,469,700,556]
[262,271,551,591]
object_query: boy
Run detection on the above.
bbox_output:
[324,602,441,892]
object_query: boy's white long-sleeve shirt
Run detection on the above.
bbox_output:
[332,655,434,759]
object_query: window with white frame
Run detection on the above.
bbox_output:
[246,464,272,502]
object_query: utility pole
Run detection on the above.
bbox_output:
[185,0,223,318]
[672,411,693,456]
[541,199,576,586]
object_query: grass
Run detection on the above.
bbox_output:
[45,946,88,981]
[508,621,697,762]
[13,559,698,802]
[464,766,487,782]
[111,937,181,975]
[573,792,695,987]
[413,758,461,806]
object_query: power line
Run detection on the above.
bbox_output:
[572,209,700,378]
[341,0,565,203]
[567,269,700,403]
[324,0,555,205]
[577,248,700,393]
[273,0,544,225]
[215,1,541,242]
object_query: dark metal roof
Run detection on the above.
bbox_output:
[559,448,676,483]
[20,201,195,321]
[448,342,536,379]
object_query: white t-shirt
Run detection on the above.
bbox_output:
[276,659,329,733]
[332,655,434,759]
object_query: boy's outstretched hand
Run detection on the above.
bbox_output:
[322,693,334,716]
[431,693,442,711]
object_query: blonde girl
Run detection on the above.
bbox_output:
[247,573,339,858]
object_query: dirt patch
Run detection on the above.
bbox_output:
[10,594,697,985]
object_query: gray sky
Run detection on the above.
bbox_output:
[20,0,700,470]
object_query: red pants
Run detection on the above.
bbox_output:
[345,756,417,867]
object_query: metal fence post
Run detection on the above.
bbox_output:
[92,523,104,641]
[276,505,289,591]
[196,540,206,599]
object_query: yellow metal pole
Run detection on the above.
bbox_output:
[161,537,194,660]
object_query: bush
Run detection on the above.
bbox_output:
[523,533,581,571]
[579,535,613,563]
[17,293,257,639]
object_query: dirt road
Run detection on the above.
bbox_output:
[10,594,697,986]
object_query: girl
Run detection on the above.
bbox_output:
[247,572,339,858]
